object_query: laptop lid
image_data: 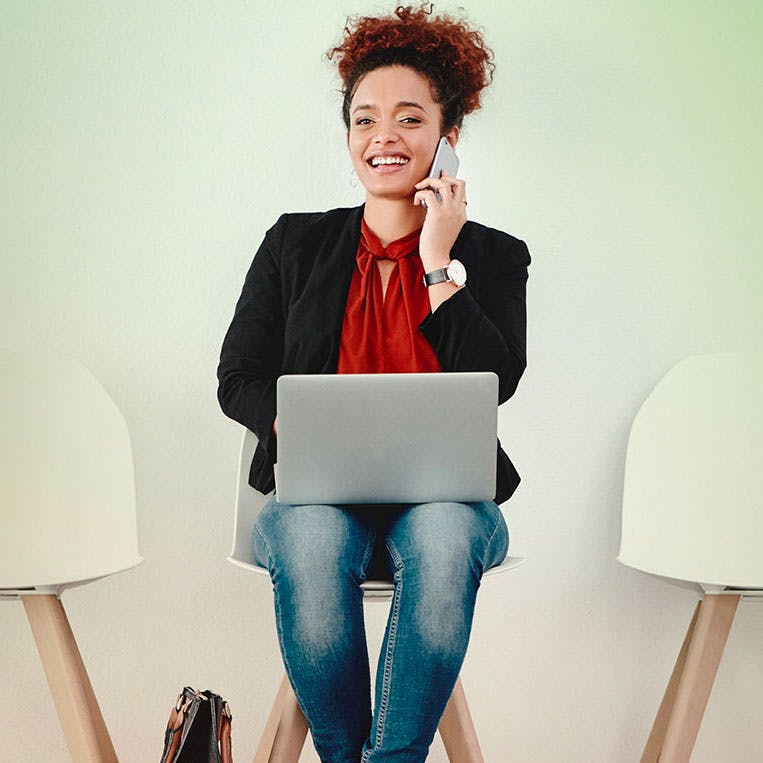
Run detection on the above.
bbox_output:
[274,372,498,505]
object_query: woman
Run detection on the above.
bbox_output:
[217,5,530,762]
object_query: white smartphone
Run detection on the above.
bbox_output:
[422,137,460,207]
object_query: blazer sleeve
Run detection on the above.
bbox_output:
[217,215,286,476]
[419,234,531,405]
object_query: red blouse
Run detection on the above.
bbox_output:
[337,218,441,374]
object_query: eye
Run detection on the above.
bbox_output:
[355,117,373,126]
[401,117,422,124]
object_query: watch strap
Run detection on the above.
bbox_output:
[422,267,450,287]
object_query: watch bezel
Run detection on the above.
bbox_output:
[446,259,467,287]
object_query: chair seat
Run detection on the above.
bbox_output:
[0,561,145,600]
[360,555,527,599]
[228,554,526,599]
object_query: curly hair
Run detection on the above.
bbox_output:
[326,3,495,132]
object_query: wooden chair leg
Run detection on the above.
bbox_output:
[21,593,118,763]
[641,600,702,763]
[438,676,484,763]
[253,672,309,763]
[657,593,740,763]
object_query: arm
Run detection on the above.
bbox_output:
[419,236,530,405]
[217,215,286,458]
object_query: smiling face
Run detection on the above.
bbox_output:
[347,65,459,202]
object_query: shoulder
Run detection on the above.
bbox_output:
[267,206,361,241]
[456,220,531,269]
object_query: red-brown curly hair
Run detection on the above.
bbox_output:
[326,3,495,132]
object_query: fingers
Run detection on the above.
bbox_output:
[447,173,467,204]
[414,188,438,207]
[413,172,466,206]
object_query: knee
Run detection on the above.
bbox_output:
[287,577,355,659]
[401,564,475,658]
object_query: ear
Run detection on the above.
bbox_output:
[444,126,460,148]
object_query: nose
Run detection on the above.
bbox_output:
[371,120,401,145]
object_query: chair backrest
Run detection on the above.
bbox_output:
[228,428,271,571]
[0,349,143,593]
[618,351,763,588]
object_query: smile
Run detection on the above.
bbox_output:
[366,155,410,175]
[369,156,409,166]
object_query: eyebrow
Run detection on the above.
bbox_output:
[351,100,426,115]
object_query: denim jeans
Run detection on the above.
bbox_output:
[252,495,509,763]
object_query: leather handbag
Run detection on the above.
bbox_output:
[160,687,232,763]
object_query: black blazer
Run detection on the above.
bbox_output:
[217,204,531,504]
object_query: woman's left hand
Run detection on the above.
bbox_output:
[413,171,468,270]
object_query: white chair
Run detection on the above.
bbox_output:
[229,427,525,762]
[617,351,763,763]
[0,349,143,762]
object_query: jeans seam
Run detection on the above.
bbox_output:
[362,539,404,762]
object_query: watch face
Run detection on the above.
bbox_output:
[447,259,467,287]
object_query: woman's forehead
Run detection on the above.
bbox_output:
[351,66,437,109]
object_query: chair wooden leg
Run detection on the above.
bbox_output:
[641,600,702,763]
[21,594,118,763]
[438,676,484,763]
[655,593,740,763]
[253,672,309,763]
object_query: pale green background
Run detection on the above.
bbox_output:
[1,2,762,761]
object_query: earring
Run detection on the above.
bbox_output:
[350,168,358,188]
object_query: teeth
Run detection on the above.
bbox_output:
[371,156,409,166]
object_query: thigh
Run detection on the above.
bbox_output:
[383,500,509,577]
[253,495,382,582]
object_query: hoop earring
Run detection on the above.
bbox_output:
[350,168,358,189]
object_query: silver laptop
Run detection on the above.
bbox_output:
[274,372,498,505]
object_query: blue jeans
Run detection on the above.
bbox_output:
[252,495,509,763]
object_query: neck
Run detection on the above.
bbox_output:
[362,195,425,248]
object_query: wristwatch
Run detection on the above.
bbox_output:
[422,259,467,288]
